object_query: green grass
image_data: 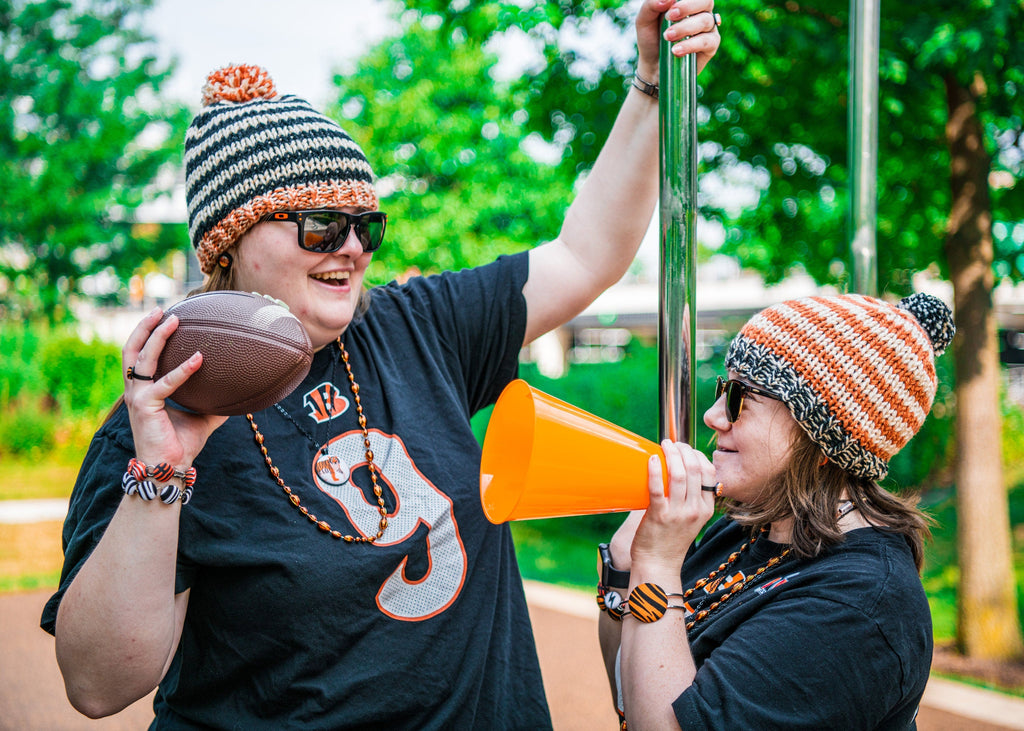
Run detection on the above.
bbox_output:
[0,457,82,501]
[0,571,62,593]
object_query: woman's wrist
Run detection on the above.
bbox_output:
[634,52,659,81]
[628,558,683,590]
[630,72,659,100]
[123,458,196,505]
[608,538,634,576]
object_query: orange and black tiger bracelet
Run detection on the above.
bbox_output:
[604,583,688,624]
[624,583,687,623]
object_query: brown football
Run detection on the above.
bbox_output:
[154,291,313,416]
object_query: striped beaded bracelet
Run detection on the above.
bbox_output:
[123,458,197,505]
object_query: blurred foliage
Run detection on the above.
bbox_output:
[921,482,1024,651]
[0,320,42,407]
[39,334,122,413]
[0,0,191,324]
[0,401,57,458]
[329,16,578,282]
[0,323,121,462]
[386,0,1024,293]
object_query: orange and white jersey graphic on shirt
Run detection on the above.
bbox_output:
[312,428,468,622]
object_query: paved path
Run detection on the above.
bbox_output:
[2,500,1024,729]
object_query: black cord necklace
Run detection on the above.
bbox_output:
[274,344,340,456]
[274,403,327,455]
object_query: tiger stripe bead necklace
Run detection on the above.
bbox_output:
[683,544,791,630]
[643,503,857,627]
[246,339,389,543]
[620,528,791,628]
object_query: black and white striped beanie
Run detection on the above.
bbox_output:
[184,65,378,274]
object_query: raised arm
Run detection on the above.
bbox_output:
[523,0,720,344]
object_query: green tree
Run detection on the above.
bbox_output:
[328,16,579,284]
[0,0,190,324]
[389,0,1024,659]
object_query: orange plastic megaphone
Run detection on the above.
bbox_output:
[480,379,666,523]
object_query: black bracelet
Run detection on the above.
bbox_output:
[631,72,659,99]
[599,542,631,588]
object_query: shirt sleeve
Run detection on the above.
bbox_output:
[39,408,135,635]
[377,251,529,413]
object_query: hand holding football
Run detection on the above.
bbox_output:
[154,291,313,416]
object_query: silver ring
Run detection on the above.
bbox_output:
[714,12,722,27]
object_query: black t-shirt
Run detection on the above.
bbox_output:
[42,252,554,730]
[671,517,932,730]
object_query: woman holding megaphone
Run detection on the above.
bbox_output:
[598,293,954,730]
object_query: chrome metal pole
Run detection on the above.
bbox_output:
[849,0,880,296]
[658,38,698,445]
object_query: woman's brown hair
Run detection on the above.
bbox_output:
[723,429,931,572]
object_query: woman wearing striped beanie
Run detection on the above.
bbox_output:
[44,0,722,727]
[599,292,954,730]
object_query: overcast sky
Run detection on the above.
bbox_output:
[144,0,397,109]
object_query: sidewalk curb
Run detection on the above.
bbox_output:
[0,498,69,524]
[523,580,1024,730]
[921,677,1024,730]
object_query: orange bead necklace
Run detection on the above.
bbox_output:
[246,339,389,543]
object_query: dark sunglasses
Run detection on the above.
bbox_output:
[715,377,782,423]
[262,210,387,254]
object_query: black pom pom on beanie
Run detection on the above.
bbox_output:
[897,292,955,355]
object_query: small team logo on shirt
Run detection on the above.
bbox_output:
[303,382,350,424]
[755,572,800,595]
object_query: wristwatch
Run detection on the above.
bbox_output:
[598,542,631,589]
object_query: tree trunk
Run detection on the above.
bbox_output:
[943,72,1024,660]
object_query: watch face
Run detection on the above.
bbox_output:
[604,590,624,612]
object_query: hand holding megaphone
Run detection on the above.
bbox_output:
[479,380,719,523]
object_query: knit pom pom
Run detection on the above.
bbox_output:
[201,65,277,107]
[898,292,955,355]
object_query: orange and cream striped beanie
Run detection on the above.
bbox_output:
[724,293,955,480]
[184,65,378,274]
